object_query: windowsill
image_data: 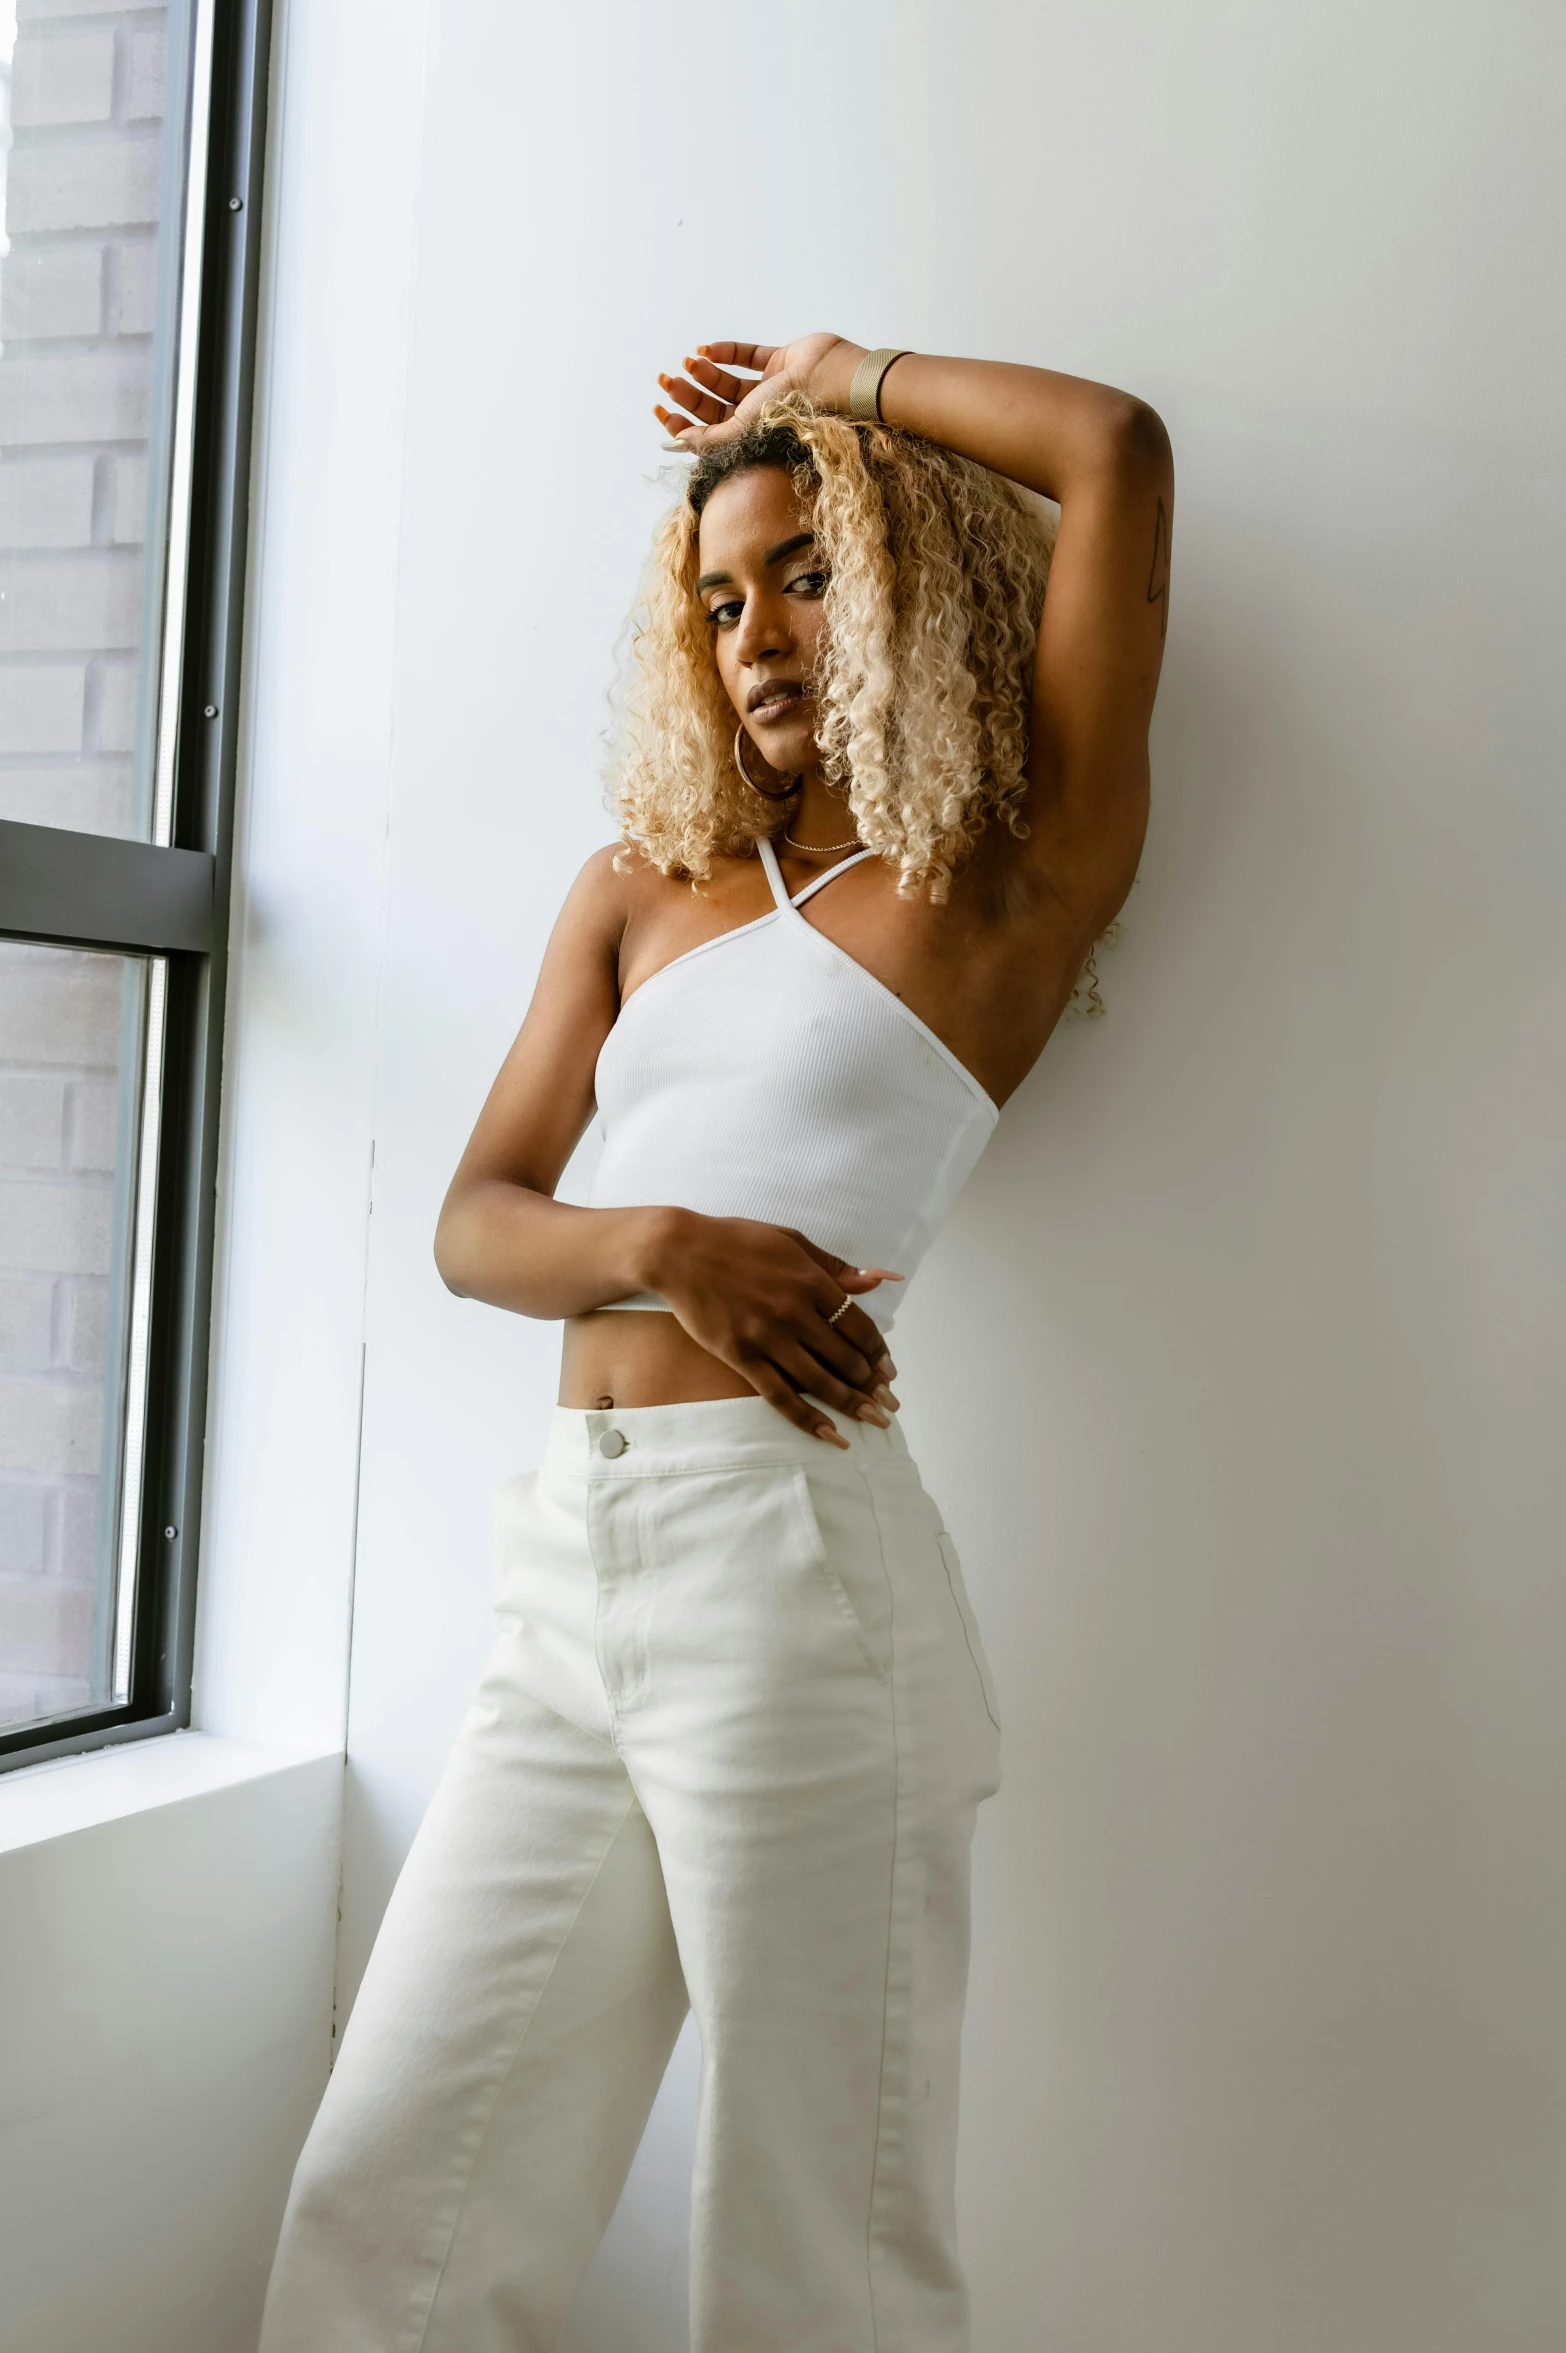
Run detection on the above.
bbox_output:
[0,1730,343,1857]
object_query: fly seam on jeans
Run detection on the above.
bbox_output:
[857,1464,904,2353]
[404,1794,642,2353]
[584,1491,624,1753]
[617,1482,659,1709]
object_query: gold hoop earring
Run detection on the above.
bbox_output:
[734,724,799,803]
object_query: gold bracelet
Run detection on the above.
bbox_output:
[848,347,911,423]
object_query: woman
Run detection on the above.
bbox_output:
[259,336,1172,2352]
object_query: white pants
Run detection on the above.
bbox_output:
[258,1395,1002,2353]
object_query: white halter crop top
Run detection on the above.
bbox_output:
[586,835,999,1335]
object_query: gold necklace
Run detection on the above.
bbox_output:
[783,827,863,853]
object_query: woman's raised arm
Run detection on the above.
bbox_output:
[659,337,1172,935]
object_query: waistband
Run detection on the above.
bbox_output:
[541,1393,911,1480]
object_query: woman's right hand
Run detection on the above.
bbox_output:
[653,335,864,453]
[641,1207,901,1446]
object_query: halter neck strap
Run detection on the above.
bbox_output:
[758,834,877,911]
[790,847,878,907]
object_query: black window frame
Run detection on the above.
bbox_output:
[0,0,273,1774]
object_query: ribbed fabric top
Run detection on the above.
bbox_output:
[586,835,999,1334]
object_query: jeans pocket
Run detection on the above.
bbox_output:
[936,1530,1002,1733]
[788,1468,893,1687]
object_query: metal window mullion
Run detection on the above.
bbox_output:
[127,0,274,1743]
[0,821,214,954]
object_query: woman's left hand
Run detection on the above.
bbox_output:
[653,335,863,451]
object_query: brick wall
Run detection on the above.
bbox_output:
[1,0,172,1731]
[0,941,126,1725]
[1,0,168,841]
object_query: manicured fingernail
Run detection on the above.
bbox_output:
[874,1385,897,1409]
[857,1404,890,1427]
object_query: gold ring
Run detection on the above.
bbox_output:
[825,1296,852,1326]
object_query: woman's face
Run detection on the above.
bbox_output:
[696,466,828,781]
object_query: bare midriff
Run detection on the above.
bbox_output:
[558,1308,758,1412]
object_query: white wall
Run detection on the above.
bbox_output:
[194,0,433,1760]
[0,1742,342,2353]
[271,1,1566,2348]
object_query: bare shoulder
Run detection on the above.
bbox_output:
[562,838,637,918]
[545,839,651,966]
[543,836,730,1017]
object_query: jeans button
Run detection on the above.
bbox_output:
[598,1428,628,1459]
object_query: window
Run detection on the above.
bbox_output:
[0,0,269,1769]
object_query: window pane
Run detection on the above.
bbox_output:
[0,938,161,1733]
[0,0,197,843]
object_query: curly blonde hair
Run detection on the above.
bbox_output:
[607,390,1057,904]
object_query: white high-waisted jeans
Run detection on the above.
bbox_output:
[258,1395,1002,2353]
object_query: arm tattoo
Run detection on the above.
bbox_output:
[1145,496,1171,640]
